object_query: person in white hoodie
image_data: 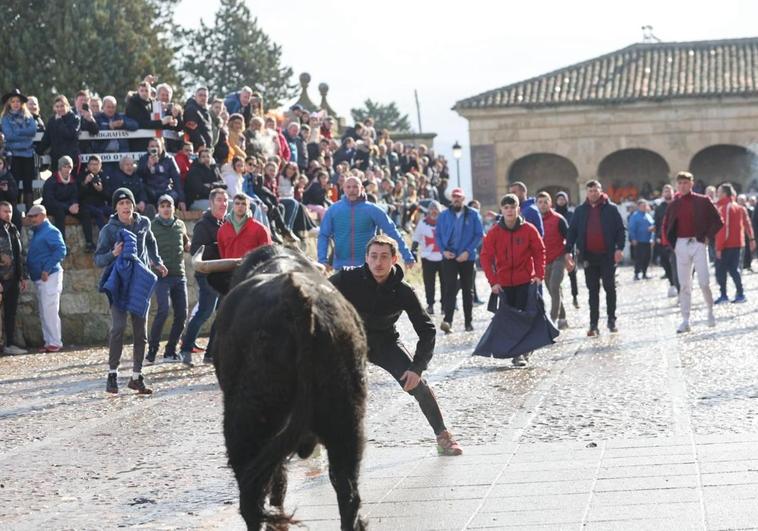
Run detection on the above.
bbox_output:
[412,201,443,314]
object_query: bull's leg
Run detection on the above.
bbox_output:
[269,462,288,512]
[224,409,269,530]
[326,443,366,531]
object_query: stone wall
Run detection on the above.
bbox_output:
[457,96,758,208]
[15,212,209,348]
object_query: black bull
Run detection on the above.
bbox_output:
[208,245,369,530]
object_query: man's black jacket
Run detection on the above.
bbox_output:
[330,264,435,375]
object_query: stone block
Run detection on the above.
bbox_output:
[60,293,90,314]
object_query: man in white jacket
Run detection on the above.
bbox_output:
[412,201,443,314]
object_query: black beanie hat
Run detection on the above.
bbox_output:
[112,187,135,209]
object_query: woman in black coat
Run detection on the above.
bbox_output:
[36,95,81,172]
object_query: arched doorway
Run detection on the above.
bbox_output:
[508,153,579,203]
[689,144,757,194]
[597,148,670,202]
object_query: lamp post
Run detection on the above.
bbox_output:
[452,141,462,188]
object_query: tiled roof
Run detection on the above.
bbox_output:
[455,37,758,110]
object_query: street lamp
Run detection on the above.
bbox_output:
[452,141,462,188]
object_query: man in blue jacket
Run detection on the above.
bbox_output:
[435,187,484,333]
[95,188,167,395]
[510,181,544,236]
[628,199,655,280]
[318,176,415,271]
[565,180,626,336]
[25,205,67,352]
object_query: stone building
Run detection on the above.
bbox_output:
[454,37,758,206]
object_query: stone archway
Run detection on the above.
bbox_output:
[507,153,579,203]
[597,148,670,202]
[689,144,758,193]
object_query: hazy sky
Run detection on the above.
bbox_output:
[176,0,758,193]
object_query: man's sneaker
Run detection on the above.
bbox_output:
[587,328,599,337]
[436,430,463,456]
[557,319,569,330]
[732,294,747,304]
[191,345,206,354]
[144,351,157,365]
[440,321,452,334]
[667,285,678,298]
[39,344,61,353]
[714,295,729,305]
[163,353,181,363]
[512,355,527,367]
[572,296,580,309]
[127,375,153,395]
[633,275,640,281]
[464,323,474,332]
[426,305,434,315]
[676,321,691,334]
[607,320,618,333]
[106,373,118,394]
[3,344,27,355]
[203,354,214,364]
[707,311,716,327]
[473,298,484,306]
[181,352,194,367]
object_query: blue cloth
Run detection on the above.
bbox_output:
[628,210,654,243]
[521,197,544,236]
[99,228,158,318]
[318,196,414,268]
[1,111,38,157]
[434,206,484,261]
[94,213,163,270]
[26,219,67,281]
[223,92,244,114]
[473,284,559,359]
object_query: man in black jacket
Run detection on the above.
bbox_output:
[653,184,678,297]
[184,147,225,209]
[178,187,227,366]
[330,234,462,456]
[183,88,213,151]
[125,82,176,151]
[565,180,626,336]
[0,201,28,355]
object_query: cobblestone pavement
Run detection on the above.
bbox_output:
[1,266,758,529]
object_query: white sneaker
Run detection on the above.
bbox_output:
[676,321,691,334]
[4,344,28,355]
[707,311,716,327]
[667,286,678,298]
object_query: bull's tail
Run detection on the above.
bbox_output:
[239,272,317,527]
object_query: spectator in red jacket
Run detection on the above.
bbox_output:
[217,193,272,259]
[174,142,193,184]
[536,191,569,329]
[714,183,756,304]
[480,193,545,366]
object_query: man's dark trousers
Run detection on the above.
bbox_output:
[583,252,617,329]
[441,258,474,325]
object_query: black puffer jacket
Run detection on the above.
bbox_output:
[185,161,225,207]
[190,209,224,267]
[330,264,435,374]
[37,112,81,170]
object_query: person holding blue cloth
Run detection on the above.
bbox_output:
[95,188,167,395]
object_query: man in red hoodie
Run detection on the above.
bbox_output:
[714,183,756,304]
[536,191,569,329]
[218,193,272,259]
[664,171,723,333]
[480,194,545,366]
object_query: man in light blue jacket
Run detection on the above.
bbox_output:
[318,176,415,270]
[628,199,655,280]
[435,187,484,333]
[25,204,67,352]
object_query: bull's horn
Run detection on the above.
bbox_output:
[192,246,242,274]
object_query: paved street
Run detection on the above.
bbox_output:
[1,266,758,530]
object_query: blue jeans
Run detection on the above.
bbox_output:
[149,275,188,355]
[715,247,743,297]
[180,274,218,353]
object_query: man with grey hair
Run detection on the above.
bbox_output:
[283,121,307,171]
[224,86,254,126]
[94,96,138,169]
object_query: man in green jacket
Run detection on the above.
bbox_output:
[146,194,189,363]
